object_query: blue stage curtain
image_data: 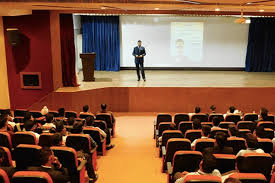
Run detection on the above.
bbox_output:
[81,16,120,71]
[245,18,275,72]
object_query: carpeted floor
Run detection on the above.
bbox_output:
[95,114,166,183]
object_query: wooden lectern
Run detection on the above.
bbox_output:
[80,53,96,82]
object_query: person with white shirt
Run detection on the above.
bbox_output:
[23,119,40,139]
[174,153,221,183]
[236,133,264,157]
[192,125,211,148]
[211,117,222,131]
[224,106,242,119]
[42,113,56,131]
[189,106,201,118]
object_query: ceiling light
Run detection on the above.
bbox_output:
[259,9,264,12]
[246,2,252,5]
[101,7,106,10]
[154,8,160,10]
[215,8,220,11]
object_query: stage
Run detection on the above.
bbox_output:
[56,70,275,92]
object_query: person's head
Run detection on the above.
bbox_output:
[24,120,35,131]
[24,111,34,122]
[210,105,216,113]
[202,125,211,137]
[228,125,240,137]
[200,153,217,173]
[39,147,55,166]
[83,105,89,113]
[55,121,66,135]
[212,116,221,127]
[72,121,83,134]
[67,117,75,126]
[195,106,201,113]
[193,119,202,129]
[58,108,65,117]
[224,178,241,183]
[229,106,236,113]
[86,116,94,126]
[215,132,227,149]
[0,116,8,129]
[169,123,176,130]
[41,106,49,116]
[101,104,107,111]
[45,113,54,124]
[260,107,268,120]
[137,40,142,47]
[245,133,259,149]
[51,133,63,146]
[255,126,265,138]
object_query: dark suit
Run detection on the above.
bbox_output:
[204,146,234,154]
[132,46,146,80]
[28,166,70,183]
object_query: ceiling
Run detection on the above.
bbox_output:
[1,0,275,16]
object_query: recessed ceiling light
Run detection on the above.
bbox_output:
[259,9,264,12]
[215,8,220,11]
[101,7,106,10]
[154,8,160,10]
[246,2,252,5]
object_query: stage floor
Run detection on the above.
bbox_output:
[56,70,275,92]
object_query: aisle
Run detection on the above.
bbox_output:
[96,114,166,183]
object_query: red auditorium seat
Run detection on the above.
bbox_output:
[83,127,107,156]
[48,111,59,117]
[201,122,213,128]
[183,175,221,183]
[51,146,86,183]
[13,109,27,117]
[66,134,97,170]
[209,128,229,138]
[194,138,215,152]
[257,122,275,130]
[178,121,193,135]
[65,111,78,118]
[257,138,273,153]
[239,129,251,138]
[214,154,236,174]
[237,121,256,133]
[243,113,259,122]
[185,129,202,142]
[0,132,12,150]
[225,114,241,124]
[96,113,116,137]
[156,122,172,147]
[259,128,274,140]
[154,113,172,139]
[0,169,10,183]
[13,117,24,123]
[79,113,94,119]
[93,120,108,131]
[38,133,54,147]
[160,130,183,157]
[0,147,13,167]
[167,151,203,183]
[227,137,246,155]
[174,113,190,128]
[30,111,43,119]
[265,115,275,122]
[162,138,191,172]
[12,171,53,183]
[229,173,267,183]
[14,144,41,170]
[218,122,235,129]
[209,114,224,122]
[191,114,208,122]
[13,132,38,147]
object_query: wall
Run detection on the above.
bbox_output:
[0,17,10,109]
[3,11,54,110]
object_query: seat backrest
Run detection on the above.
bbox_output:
[239,129,251,138]
[30,111,42,119]
[13,117,24,123]
[161,130,183,147]
[13,132,38,147]
[172,151,203,175]
[174,114,190,127]
[83,127,102,147]
[257,138,273,153]
[209,129,229,138]
[38,133,54,147]
[14,109,27,117]
[244,113,259,122]
[0,147,13,167]
[214,154,236,174]
[0,169,10,183]
[12,171,53,183]
[257,122,275,130]
[265,115,275,122]
[96,113,113,128]
[165,138,191,164]
[183,175,221,183]
[14,144,42,170]
[225,114,241,124]
[229,173,267,183]
[66,134,91,154]
[178,121,193,135]
[262,128,274,139]
[158,122,172,137]
[79,114,94,119]
[237,121,256,133]
[219,122,235,129]
[65,111,78,118]
[0,132,12,149]
[209,114,224,123]
[191,114,208,122]
[185,130,202,142]
[227,137,246,155]
[94,120,108,131]
[194,139,215,153]
[49,111,59,117]
[238,153,273,179]
[201,122,213,128]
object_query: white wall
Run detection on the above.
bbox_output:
[120,16,249,68]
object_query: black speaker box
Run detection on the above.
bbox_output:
[6,28,21,46]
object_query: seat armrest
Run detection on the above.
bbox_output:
[156,130,159,136]
[90,147,97,153]
[167,162,172,174]
[77,159,87,171]
[162,146,166,156]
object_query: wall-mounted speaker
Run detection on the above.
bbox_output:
[6,28,21,46]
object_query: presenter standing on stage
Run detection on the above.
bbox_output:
[132,40,146,81]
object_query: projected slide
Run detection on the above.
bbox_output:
[170,22,203,64]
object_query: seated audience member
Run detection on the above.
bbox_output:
[23,111,34,122]
[98,104,116,124]
[255,126,265,139]
[204,132,233,154]
[258,107,269,121]
[224,106,242,118]
[55,121,68,145]
[41,106,49,116]
[210,105,216,114]
[57,108,66,119]
[158,123,176,146]
[70,122,98,182]
[174,153,221,183]
[193,119,202,129]
[0,115,14,137]
[0,148,16,180]
[28,147,69,183]
[66,117,75,126]
[52,133,63,146]
[80,105,94,115]
[236,133,264,157]
[189,106,201,117]
[191,125,211,148]
[23,120,40,139]
[211,117,222,131]
[42,113,56,131]
[2,110,15,129]
[228,126,240,137]
[224,178,241,183]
